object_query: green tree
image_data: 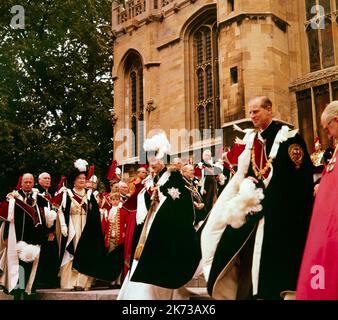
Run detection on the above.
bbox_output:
[0,0,114,196]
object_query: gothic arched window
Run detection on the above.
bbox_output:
[192,18,220,138]
[125,52,143,156]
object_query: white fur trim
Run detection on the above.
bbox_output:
[16,241,40,263]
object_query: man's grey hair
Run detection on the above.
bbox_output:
[22,173,34,181]
[182,164,194,172]
[38,172,50,180]
[172,157,182,164]
[248,96,272,109]
[321,100,338,125]
[118,181,128,188]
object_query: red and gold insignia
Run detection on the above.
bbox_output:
[48,232,55,242]
[288,144,304,169]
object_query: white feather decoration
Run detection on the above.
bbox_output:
[74,159,88,172]
[143,132,171,159]
[16,241,40,262]
[115,167,121,175]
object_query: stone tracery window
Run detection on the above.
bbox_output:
[305,0,336,72]
[296,80,338,151]
[125,52,143,156]
[192,18,220,138]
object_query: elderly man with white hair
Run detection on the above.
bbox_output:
[181,164,206,227]
[38,172,52,196]
[118,181,130,202]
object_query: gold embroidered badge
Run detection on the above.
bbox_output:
[288,144,304,169]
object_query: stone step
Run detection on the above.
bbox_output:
[187,287,211,300]
[0,290,14,300]
[1,285,210,301]
[31,287,210,300]
[186,275,207,288]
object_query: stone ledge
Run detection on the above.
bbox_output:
[34,288,120,300]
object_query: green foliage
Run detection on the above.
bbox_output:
[0,0,114,195]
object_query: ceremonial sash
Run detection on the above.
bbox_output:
[14,198,40,226]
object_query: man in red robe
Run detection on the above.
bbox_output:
[123,166,148,278]
[297,101,338,300]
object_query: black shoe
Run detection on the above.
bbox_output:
[109,284,121,289]
[73,286,85,291]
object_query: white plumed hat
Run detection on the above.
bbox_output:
[74,159,88,172]
[143,132,171,160]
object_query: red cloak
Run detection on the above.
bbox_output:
[296,150,338,300]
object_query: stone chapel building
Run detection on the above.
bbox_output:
[111,0,338,166]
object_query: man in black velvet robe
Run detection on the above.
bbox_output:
[202,96,314,300]
[118,155,201,299]
[35,172,60,289]
[0,174,44,299]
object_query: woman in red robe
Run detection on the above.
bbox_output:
[297,101,338,300]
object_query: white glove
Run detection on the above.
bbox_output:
[56,186,67,195]
[61,225,68,237]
